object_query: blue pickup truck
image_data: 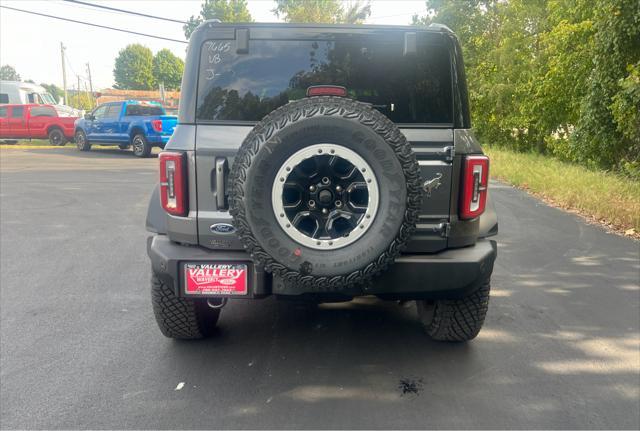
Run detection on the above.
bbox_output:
[74,100,177,157]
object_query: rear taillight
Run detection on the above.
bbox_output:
[460,155,489,220]
[151,119,163,132]
[159,152,187,216]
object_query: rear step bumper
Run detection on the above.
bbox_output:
[147,235,497,300]
[367,239,497,300]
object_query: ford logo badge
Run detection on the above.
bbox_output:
[210,223,236,234]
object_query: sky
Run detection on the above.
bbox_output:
[0,0,429,91]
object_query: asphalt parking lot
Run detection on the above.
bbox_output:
[1,147,639,429]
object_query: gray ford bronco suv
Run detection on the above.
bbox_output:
[146,22,498,342]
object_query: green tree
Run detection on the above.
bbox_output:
[68,91,94,111]
[113,44,155,90]
[413,0,640,177]
[273,0,343,23]
[184,0,253,39]
[414,1,548,151]
[571,0,640,174]
[342,1,372,24]
[153,49,184,90]
[0,64,20,80]
[40,83,63,101]
[611,63,640,154]
[273,0,371,24]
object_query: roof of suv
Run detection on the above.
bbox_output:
[1,104,56,108]
[192,21,454,37]
[179,20,467,126]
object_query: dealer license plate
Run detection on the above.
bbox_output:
[184,263,248,296]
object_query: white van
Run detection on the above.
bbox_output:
[0,81,80,116]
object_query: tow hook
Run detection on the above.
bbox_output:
[206,298,228,309]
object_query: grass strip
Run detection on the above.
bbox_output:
[485,146,640,235]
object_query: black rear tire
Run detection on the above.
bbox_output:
[75,130,91,151]
[417,279,491,342]
[132,134,151,157]
[151,272,220,339]
[48,128,66,146]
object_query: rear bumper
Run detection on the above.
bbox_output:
[147,235,497,300]
[366,239,497,300]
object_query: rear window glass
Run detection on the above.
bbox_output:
[125,104,164,116]
[10,106,23,118]
[196,33,453,124]
[30,106,57,117]
[0,94,8,104]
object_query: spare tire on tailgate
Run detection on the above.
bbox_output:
[229,96,421,290]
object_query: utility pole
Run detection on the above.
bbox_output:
[60,42,67,104]
[77,75,80,108]
[86,63,94,107]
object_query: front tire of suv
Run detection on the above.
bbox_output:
[75,130,91,151]
[417,279,491,342]
[132,134,151,158]
[151,271,220,339]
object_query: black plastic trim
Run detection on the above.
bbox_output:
[147,235,271,298]
[148,234,496,300]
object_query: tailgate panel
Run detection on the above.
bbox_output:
[195,125,453,252]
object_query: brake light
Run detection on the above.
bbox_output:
[151,119,163,132]
[460,155,489,220]
[306,85,347,97]
[159,152,187,216]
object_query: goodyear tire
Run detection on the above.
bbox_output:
[151,271,220,339]
[417,278,491,342]
[229,97,421,290]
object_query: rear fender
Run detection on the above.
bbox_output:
[128,123,146,141]
[146,184,168,234]
[478,192,498,238]
[74,123,87,135]
[46,124,62,134]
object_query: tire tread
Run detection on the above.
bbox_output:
[229,97,421,291]
[150,272,219,339]
[423,279,491,342]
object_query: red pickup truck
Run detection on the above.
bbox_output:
[0,104,78,145]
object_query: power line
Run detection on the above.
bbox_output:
[54,0,132,19]
[62,0,187,24]
[63,50,84,81]
[0,5,187,44]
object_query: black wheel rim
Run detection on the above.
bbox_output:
[272,144,379,250]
